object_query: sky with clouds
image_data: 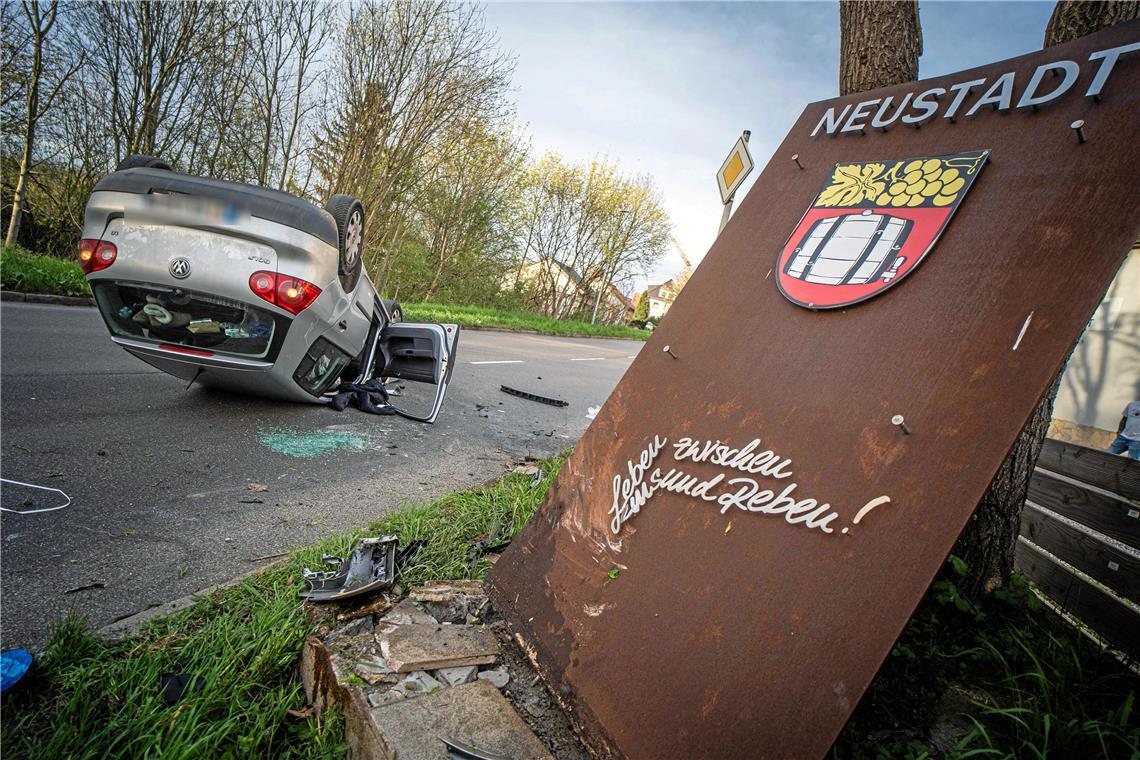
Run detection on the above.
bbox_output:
[483,0,1056,292]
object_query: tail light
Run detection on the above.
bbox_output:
[248,270,321,315]
[79,239,116,274]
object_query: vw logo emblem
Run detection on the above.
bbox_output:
[169,257,191,279]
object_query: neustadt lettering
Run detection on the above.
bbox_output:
[610,436,889,537]
[811,41,1139,137]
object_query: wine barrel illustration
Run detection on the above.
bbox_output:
[784,210,913,286]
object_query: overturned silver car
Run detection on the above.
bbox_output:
[81,155,457,422]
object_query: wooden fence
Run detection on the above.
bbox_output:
[1016,437,1139,660]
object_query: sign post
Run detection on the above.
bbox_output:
[716,129,753,234]
[491,23,1140,759]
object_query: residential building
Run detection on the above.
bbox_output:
[644,279,678,320]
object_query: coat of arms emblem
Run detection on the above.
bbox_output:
[777,149,988,309]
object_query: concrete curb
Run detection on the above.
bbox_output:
[1,290,95,307]
[96,558,286,641]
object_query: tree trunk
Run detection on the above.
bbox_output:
[839,1,922,96]
[951,377,1061,596]
[5,2,54,247]
[949,1,1140,597]
[6,131,34,247]
[837,0,1137,597]
[1044,0,1140,46]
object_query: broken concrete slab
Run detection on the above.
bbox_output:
[379,623,498,673]
[378,598,438,626]
[353,656,399,686]
[302,636,388,759]
[368,688,406,709]
[409,580,488,623]
[477,668,509,689]
[396,670,445,697]
[335,593,394,624]
[326,616,372,642]
[370,680,553,760]
[434,664,479,687]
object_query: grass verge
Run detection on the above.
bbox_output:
[1,244,89,297]
[1,454,568,759]
[3,452,1136,758]
[404,302,650,341]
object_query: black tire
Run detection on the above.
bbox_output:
[383,299,402,323]
[116,154,172,171]
[325,194,365,279]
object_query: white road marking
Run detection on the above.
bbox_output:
[571,357,608,361]
[626,355,637,359]
[470,360,524,365]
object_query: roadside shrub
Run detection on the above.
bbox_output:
[0,244,89,296]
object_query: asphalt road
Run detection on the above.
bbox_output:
[0,302,642,649]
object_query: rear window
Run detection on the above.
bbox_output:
[93,281,283,359]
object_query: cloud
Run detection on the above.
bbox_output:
[486,0,1053,292]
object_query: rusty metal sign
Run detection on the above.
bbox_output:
[490,22,1140,759]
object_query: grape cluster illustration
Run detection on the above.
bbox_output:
[818,156,976,209]
[875,158,966,207]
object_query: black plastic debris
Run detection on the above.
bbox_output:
[396,540,428,571]
[160,673,206,705]
[499,385,568,407]
[442,736,511,760]
[466,530,511,575]
[301,536,398,602]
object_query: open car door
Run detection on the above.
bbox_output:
[376,322,459,423]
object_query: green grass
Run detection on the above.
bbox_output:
[1,453,568,760]
[1,244,89,297]
[5,452,1136,758]
[834,556,1140,758]
[404,302,650,340]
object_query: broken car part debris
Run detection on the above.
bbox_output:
[442,736,512,760]
[467,531,512,576]
[302,536,399,602]
[396,539,428,569]
[499,385,569,407]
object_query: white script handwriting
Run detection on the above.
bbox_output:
[609,436,844,536]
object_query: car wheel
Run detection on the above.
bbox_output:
[116,154,172,171]
[384,300,402,323]
[326,194,365,278]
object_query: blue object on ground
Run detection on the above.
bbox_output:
[1,649,33,692]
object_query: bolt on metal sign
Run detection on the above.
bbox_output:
[490,22,1140,760]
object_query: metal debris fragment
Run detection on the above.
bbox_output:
[499,385,569,407]
[301,536,398,602]
[442,736,512,760]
